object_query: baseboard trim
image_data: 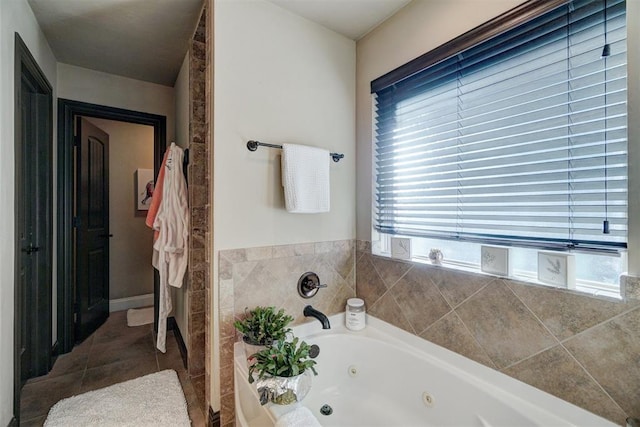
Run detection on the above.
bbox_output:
[8,416,18,427]
[209,407,220,427]
[170,317,189,370]
[109,293,154,312]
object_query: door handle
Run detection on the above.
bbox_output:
[21,244,40,255]
[99,234,114,238]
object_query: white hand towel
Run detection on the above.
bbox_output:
[281,143,330,213]
[275,407,322,427]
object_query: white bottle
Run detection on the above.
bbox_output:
[345,298,366,331]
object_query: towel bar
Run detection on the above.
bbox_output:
[247,140,344,163]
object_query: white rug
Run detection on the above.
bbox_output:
[126,306,154,327]
[44,370,190,427]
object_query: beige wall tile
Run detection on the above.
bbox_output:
[369,255,412,289]
[455,281,557,369]
[219,279,235,312]
[328,284,356,316]
[391,266,452,334]
[323,249,355,281]
[220,248,247,264]
[503,346,627,425]
[219,255,233,280]
[355,254,388,308]
[622,275,640,301]
[272,243,315,258]
[356,240,371,254]
[564,307,640,417]
[421,312,495,369]
[369,292,414,334]
[245,246,273,261]
[506,279,638,340]
[314,241,335,254]
[430,268,493,308]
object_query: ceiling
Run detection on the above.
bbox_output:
[28,0,410,87]
[28,0,204,86]
[267,0,411,41]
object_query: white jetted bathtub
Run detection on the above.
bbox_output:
[234,313,614,427]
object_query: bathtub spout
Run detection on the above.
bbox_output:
[303,305,331,329]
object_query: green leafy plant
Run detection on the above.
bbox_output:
[234,306,294,346]
[247,337,318,384]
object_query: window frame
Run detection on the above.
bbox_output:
[370,0,628,295]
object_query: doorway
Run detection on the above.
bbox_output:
[14,33,54,420]
[57,99,166,353]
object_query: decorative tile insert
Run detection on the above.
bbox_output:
[355,245,639,425]
[218,239,356,425]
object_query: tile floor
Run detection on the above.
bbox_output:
[19,310,206,426]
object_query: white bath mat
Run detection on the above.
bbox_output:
[44,370,189,427]
[126,306,154,327]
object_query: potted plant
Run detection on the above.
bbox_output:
[234,306,294,355]
[247,337,318,405]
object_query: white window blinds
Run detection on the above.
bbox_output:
[373,0,627,252]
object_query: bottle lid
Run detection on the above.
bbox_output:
[347,298,365,308]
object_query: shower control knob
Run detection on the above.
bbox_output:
[297,272,326,298]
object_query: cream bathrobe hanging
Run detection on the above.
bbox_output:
[152,143,189,352]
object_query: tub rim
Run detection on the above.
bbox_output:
[234,312,617,427]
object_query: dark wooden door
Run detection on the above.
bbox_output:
[16,70,52,382]
[75,118,110,341]
[14,34,53,420]
[17,78,37,383]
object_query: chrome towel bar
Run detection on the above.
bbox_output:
[247,140,344,163]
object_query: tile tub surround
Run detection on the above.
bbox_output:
[218,240,356,426]
[355,243,640,425]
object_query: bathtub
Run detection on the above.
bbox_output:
[234,313,614,427]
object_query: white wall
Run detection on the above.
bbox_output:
[85,118,155,300]
[0,0,57,423]
[213,0,356,412]
[173,52,190,346]
[57,63,176,142]
[214,0,356,252]
[355,0,640,274]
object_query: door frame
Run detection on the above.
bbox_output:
[14,33,53,421]
[57,99,166,353]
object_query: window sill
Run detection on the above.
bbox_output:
[371,249,623,302]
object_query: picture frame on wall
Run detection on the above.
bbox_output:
[537,251,576,289]
[480,245,512,277]
[136,168,155,211]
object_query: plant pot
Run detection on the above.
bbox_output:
[242,336,275,369]
[255,370,313,405]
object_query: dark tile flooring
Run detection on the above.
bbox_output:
[20,310,206,426]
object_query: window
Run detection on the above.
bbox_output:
[372,0,627,290]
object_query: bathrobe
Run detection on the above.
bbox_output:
[146,150,169,267]
[152,143,189,352]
